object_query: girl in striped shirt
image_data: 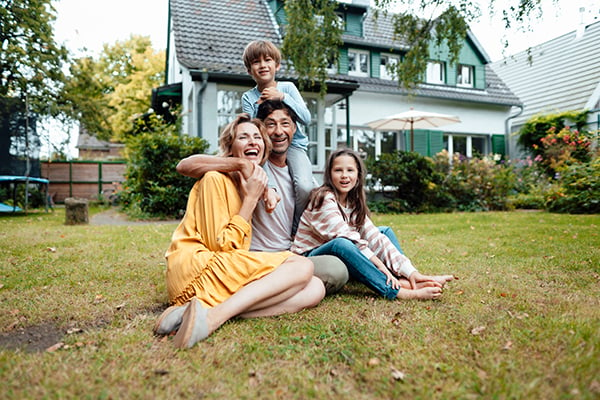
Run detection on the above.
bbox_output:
[292,148,454,300]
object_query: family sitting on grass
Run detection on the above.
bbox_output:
[153,40,454,349]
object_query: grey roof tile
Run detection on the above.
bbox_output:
[491,21,600,125]
[170,0,520,106]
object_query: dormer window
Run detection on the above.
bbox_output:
[380,53,399,80]
[457,64,474,87]
[426,61,445,84]
[348,49,369,77]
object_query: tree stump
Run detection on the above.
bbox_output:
[64,197,89,225]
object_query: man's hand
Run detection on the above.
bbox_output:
[264,187,281,213]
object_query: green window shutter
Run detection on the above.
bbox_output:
[339,48,349,74]
[412,129,428,155]
[428,130,444,156]
[491,134,506,155]
[345,13,363,37]
[475,65,485,89]
[372,53,380,78]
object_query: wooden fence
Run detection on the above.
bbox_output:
[41,161,126,204]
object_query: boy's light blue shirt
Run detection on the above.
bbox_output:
[241,81,310,150]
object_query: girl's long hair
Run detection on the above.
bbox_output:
[308,148,369,227]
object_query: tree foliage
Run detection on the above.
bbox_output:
[281,0,343,95]
[282,0,546,91]
[59,35,165,141]
[120,112,209,219]
[0,0,68,114]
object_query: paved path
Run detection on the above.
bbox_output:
[90,208,179,226]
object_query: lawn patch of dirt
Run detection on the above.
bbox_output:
[0,322,65,353]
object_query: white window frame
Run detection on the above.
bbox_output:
[379,53,399,80]
[348,49,370,77]
[426,61,445,84]
[457,64,474,87]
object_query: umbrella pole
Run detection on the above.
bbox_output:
[410,121,414,152]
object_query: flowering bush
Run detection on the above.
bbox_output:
[534,126,593,174]
[435,152,516,211]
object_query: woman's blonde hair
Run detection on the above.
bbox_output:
[218,113,272,165]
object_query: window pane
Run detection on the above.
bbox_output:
[381,131,397,153]
[453,136,467,155]
[426,61,444,84]
[359,53,368,73]
[217,89,244,134]
[457,65,473,86]
[380,54,398,80]
[348,52,357,72]
[472,136,486,156]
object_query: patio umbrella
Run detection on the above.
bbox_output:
[366,109,461,151]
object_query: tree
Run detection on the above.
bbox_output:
[281,0,343,95]
[59,35,165,141]
[282,0,546,91]
[0,0,68,113]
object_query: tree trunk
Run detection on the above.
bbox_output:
[64,198,89,225]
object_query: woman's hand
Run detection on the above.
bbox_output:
[241,166,267,201]
[237,167,268,221]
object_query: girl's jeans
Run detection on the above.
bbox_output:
[304,227,404,300]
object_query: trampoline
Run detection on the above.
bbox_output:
[0,175,50,213]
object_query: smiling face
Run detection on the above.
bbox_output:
[330,154,359,205]
[248,55,281,87]
[231,122,265,165]
[262,109,296,156]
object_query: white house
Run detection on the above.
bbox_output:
[154,0,521,175]
[491,20,600,157]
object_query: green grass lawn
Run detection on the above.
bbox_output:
[1,208,599,399]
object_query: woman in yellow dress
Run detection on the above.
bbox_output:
[154,114,325,348]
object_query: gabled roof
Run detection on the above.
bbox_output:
[169,0,520,106]
[491,20,600,126]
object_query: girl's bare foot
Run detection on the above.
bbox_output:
[399,279,442,290]
[428,275,455,286]
[397,286,442,300]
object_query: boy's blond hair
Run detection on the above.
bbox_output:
[242,40,281,70]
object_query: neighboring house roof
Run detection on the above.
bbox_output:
[169,0,520,106]
[77,128,110,151]
[77,127,124,151]
[491,20,600,127]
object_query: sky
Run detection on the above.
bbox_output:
[45,0,600,158]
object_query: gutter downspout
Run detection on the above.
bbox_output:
[504,104,523,158]
[197,70,209,138]
[164,1,171,86]
[345,95,351,147]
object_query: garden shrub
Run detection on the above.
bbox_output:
[534,126,593,175]
[436,152,516,211]
[366,151,444,212]
[506,157,552,209]
[517,110,588,158]
[545,157,600,214]
[120,114,209,219]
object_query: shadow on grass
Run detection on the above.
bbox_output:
[0,304,167,353]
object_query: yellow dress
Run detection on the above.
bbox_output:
[165,171,292,307]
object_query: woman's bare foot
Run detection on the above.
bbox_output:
[397,286,442,300]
